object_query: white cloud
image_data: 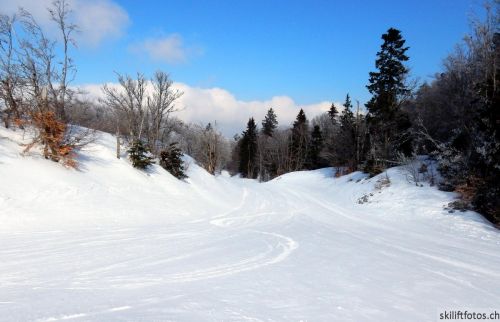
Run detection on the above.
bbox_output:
[80,82,335,136]
[71,0,129,47]
[0,0,129,47]
[130,34,197,64]
[173,84,334,135]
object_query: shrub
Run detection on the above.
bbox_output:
[363,159,384,177]
[23,111,77,168]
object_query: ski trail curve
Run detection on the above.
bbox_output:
[96,231,299,287]
[161,232,298,283]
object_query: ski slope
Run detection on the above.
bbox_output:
[0,127,499,321]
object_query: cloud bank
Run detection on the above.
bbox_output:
[80,82,335,137]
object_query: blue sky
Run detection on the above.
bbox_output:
[1,0,484,134]
[73,0,478,104]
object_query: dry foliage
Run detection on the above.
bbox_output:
[455,176,481,205]
[23,111,77,168]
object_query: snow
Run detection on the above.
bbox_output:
[0,126,499,321]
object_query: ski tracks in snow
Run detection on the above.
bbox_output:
[160,232,298,283]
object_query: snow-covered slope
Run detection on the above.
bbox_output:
[1,127,499,321]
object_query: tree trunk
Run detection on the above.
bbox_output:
[116,126,121,159]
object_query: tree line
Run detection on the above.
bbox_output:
[229,4,499,225]
[0,1,498,224]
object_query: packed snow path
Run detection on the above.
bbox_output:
[1,128,499,321]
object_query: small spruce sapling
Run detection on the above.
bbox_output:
[128,140,154,169]
[159,142,187,179]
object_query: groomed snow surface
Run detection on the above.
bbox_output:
[0,127,499,322]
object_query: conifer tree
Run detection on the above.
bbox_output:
[337,94,357,170]
[294,109,307,126]
[159,142,187,179]
[327,103,339,124]
[239,118,258,178]
[365,27,411,170]
[258,108,279,181]
[290,109,309,170]
[128,140,154,169]
[366,28,409,120]
[307,125,324,170]
[339,94,354,128]
[262,108,278,137]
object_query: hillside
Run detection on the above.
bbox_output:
[0,127,499,321]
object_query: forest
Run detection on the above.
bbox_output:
[0,1,498,225]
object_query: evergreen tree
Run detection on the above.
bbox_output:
[238,118,258,178]
[336,94,357,169]
[307,125,324,169]
[290,109,309,170]
[365,27,411,170]
[327,103,339,124]
[159,142,187,179]
[128,140,154,169]
[339,94,354,128]
[261,108,278,137]
[366,28,409,120]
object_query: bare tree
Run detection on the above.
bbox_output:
[0,13,23,128]
[354,100,368,168]
[0,2,93,166]
[256,134,269,181]
[101,72,147,142]
[101,71,183,158]
[145,71,183,154]
[177,122,230,174]
[48,0,77,121]
[267,129,293,176]
[16,8,54,118]
[199,123,227,174]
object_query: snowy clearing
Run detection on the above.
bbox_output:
[0,127,499,321]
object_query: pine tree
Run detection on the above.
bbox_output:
[327,103,339,124]
[262,107,278,137]
[365,27,411,169]
[290,109,309,170]
[307,125,324,170]
[128,140,154,169]
[239,118,258,178]
[159,142,187,179]
[339,94,354,128]
[258,108,279,181]
[335,94,357,170]
[366,28,409,120]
